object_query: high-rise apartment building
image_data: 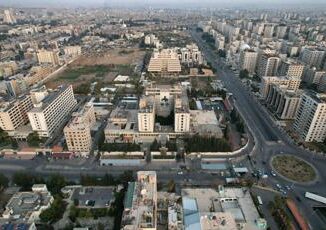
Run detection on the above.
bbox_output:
[293,92,326,142]
[260,76,301,98]
[3,9,16,24]
[138,97,155,133]
[36,50,60,66]
[300,48,325,69]
[64,102,95,154]
[265,85,302,120]
[28,85,77,137]
[239,49,258,74]
[263,24,274,38]
[276,25,287,39]
[257,53,280,78]
[0,95,33,132]
[181,44,203,65]
[279,59,304,79]
[174,96,190,133]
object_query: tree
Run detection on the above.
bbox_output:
[239,69,249,79]
[46,174,67,195]
[27,131,42,147]
[0,173,9,189]
[150,139,160,151]
[217,49,226,58]
[40,196,66,223]
[167,180,176,193]
[13,172,44,191]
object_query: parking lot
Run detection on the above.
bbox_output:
[71,186,115,208]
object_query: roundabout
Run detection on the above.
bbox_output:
[271,154,317,183]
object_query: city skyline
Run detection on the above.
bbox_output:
[1,0,326,8]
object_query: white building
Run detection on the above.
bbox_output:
[28,85,77,137]
[293,92,326,142]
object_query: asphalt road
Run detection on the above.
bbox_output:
[190,28,326,229]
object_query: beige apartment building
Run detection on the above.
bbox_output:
[64,46,82,57]
[28,85,77,137]
[257,53,280,78]
[138,97,155,133]
[239,49,258,74]
[279,59,304,79]
[36,49,60,66]
[265,85,302,120]
[3,9,16,24]
[174,96,190,133]
[148,49,181,74]
[64,102,95,154]
[0,95,33,132]
[0,61,18,77]
[260,76,301,98]
[293,92,326,142]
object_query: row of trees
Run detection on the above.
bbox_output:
[0,128,18,148]
[185,135,231,152]
[268,196,292,230]
[230,109,245,134]
[99,142,141,152]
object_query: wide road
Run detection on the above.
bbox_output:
[191,28,326,230]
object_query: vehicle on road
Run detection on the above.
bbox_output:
[177,171,183,175]
[257,196,263,205]
[271,171,276,177]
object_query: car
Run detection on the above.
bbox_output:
[271,171,277,177]
[276,184,282,189]
[285,185,291,190]
[177,171,183,175]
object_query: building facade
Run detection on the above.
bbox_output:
[293,92,326,142]
[28,85,77,137]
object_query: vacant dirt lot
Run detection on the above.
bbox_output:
[71,48,146,66]
[45,48,144,88]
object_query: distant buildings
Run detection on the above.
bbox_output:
[293,92,326,142]
[3,9,16,24]
[28,85,77,137]
[300,48,325,69]
[36,49,60,66]
[0,61,18,78]
[64,46,82,57]
[148,49,181,75]
[64,102,96,155]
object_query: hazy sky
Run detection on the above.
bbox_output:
[1,0,326,8]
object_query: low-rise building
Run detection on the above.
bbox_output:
[121,171,157,230]
[2,184,53,224]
